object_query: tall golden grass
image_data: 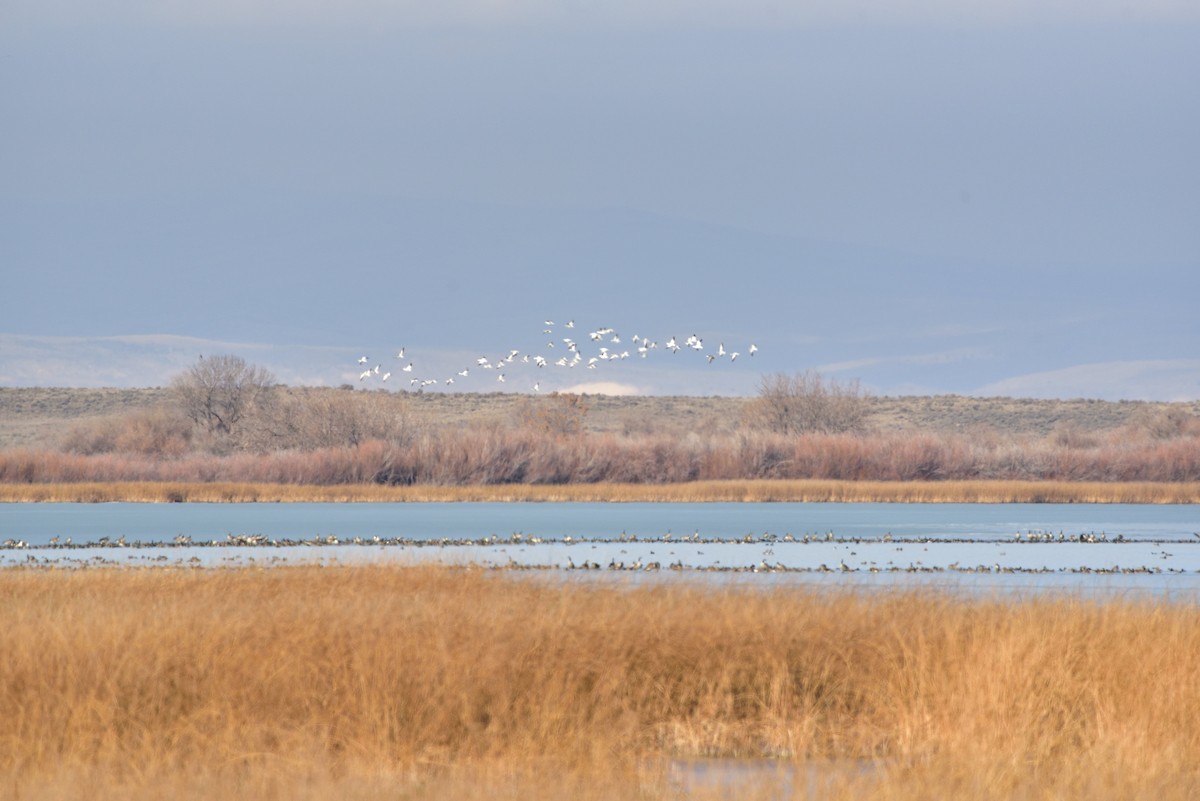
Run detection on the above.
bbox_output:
[2,566,1197,799]
[1,478,1197,503]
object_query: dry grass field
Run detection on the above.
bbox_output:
[3,386,1196,448]
[1,565,1197,800]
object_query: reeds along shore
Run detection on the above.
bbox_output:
[1,566,1198,800]
[2,427,1200,487]
[1,478,1198,503]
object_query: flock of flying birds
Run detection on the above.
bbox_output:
[353,319,757,393]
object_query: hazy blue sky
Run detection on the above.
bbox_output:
[2,0,1197,398]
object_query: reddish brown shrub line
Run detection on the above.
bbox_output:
[3,430,1199,486]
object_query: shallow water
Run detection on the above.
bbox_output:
[665,757,877,800]
[2,501,1196,545]
[2,502,1198,596]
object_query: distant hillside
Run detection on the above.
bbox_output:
[2,386,1196,450]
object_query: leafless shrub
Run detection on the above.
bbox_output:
[516,393,589,438]
[1129,406,1199,440]
[58,417,121,455]
[245,390,414,452]
[617,408,658,437]
[1050,422,1100,449]
[112,407,192,457]
[743,371,868,435]
[60,407,192,457]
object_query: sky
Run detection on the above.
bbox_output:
[2,0,1197,399]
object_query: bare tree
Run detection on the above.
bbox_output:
[170,355,276,438]
[743,371,868,435]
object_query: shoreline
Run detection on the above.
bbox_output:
[1,479,1197,504]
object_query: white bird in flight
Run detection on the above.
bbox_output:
[352,317,756,393]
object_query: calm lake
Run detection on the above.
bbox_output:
[3,502,1198,595]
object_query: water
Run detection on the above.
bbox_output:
[2,502,1196,545]
[665,757,877,800]
[2,503,1198,595]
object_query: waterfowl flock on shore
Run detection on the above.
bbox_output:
[353,318,758,392]
[5,532,1195,576]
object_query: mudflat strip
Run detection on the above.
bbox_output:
[2,479,1197,504]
